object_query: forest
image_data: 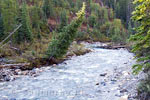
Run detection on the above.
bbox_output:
[0,0,150,100]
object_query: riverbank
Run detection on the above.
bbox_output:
[0,41,91,82]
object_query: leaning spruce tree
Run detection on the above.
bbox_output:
[15,1,33,43]
[46,2,86,59]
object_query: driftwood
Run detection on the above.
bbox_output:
[0,63,30,69]
[10,46,22,54]
[96,45,126,49]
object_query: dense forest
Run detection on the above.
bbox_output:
[0,0,150,100]
[0,0,131,64]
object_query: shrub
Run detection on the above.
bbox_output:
[76,30,90,41]
[100,19,127,43]
[88,13,98,27]
[138,76,150,100]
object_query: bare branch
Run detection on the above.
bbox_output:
[0,24,22,47]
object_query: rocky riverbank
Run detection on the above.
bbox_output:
[0,42,91,82]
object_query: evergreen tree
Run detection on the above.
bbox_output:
[42,0,55,19]
[30,5,42,38]
[128,21,133,35]
[0,11,4,41]
[76,0,82,10]
[46,3,86,59]
[88,13,98,27]
[1,0,18,33]
[130,1,150,99]
[103,8,109,22]
[130,0,150,74]
[15,2,33,43]
[57,9,68,32]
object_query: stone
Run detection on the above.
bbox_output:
[100,82,106,86]
[122,71,129,76]
[120,89,128,93]
[15,69,21,75]
[100,73,107,77]
[115,94,122,97]
[10,98,16,100]
[22,71,28,75]
[111,79,117,82]
[4,76,11,81]
[119,95,128,100]
[53,64,57,67]
[124,62,127,64]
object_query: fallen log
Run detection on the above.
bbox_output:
[0,63,30,69]
[96,45,126,49]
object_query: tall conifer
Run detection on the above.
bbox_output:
[15,1,33,43]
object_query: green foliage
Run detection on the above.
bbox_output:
[30,6,41,29]
[108,8,114,20]
[137,76,150,100]
[111,27,122,43]
[29,5,46,39]
[103,8,109,22]
[130,0,150,74]
[100,19,127,43]
[76,0,82,10]
[0,11,4,41]
[46,3,86,59]
[88,13,98,27]
[0,0,18,33]
[89,2,100,12]
[57,9,68,32]
[42,0,55,19]
[102,0,133,26]
[76,30,90,41]
[15,2,33,43]
[0,0,130,66]
[52,0,69,8]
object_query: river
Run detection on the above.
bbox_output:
[0,43,137,100]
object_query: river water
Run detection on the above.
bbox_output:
[0,43,136,100]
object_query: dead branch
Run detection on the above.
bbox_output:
[0,24,22,47]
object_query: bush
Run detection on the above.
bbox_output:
[111,27,122,43]
[88,13,98,27]
[92,28,110,42]
[76,30,90,41]
[100,19,127,43]
[138,76,150,100]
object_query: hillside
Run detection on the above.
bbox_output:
[0,0,129,65]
